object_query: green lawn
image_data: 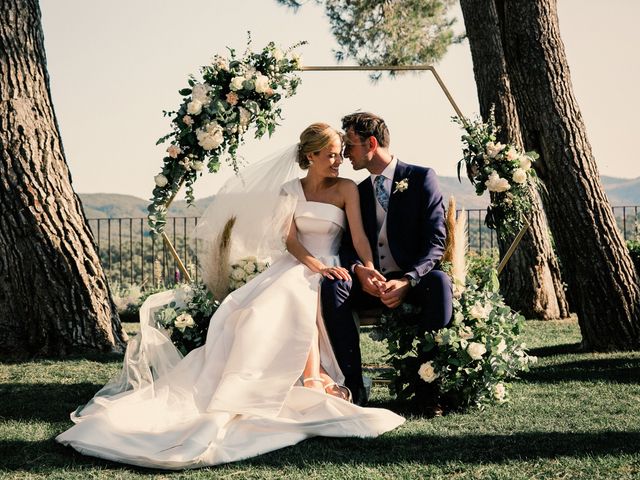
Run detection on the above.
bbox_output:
[1,318,639,479]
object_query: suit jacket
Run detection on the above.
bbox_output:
[340,160,447,280]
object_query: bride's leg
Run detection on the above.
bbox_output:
[302,326,324,391]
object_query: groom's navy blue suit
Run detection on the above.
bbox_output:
[321,160,453,401]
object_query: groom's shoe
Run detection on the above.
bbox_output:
[352,385,368,407]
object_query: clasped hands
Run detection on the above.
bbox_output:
[354,265,410,309]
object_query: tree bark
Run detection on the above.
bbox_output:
[0,0,126,356]
[460,0,569,319]
[502,0,640,350]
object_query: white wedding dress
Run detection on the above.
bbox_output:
[56,179,404,470]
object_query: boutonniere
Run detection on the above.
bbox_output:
[393,178,409,193]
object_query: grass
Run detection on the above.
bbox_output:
[1,318,639,479]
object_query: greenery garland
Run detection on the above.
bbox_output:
[454,108,539,238]
[148,37,305,235]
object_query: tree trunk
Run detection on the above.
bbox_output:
[460,0,569,319]
[0,0,126,356]
[502,0,640,350]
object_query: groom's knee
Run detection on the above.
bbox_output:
[421,270,453,329]
[321,278,353,304]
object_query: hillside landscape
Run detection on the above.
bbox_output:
[79,175,640,219]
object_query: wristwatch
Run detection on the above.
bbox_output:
[405,275,418,288]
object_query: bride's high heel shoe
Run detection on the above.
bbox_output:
[303,377,352,403]
[324,382,353,403]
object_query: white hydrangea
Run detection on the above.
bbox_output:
[231,267,247,281]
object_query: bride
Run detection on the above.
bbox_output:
[56,123,404,469]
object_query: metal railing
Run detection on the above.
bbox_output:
[87,205,639,287]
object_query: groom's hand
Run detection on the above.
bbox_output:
[354,265,386,297]
[379,278,411,309]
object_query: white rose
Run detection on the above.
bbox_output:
[254,74,271,94]
[238,106,251,127]
[154,173,168,188]
[505,147,518,161]
[418,361,439,383]
[256,261,269,272]
[469,302,491,320]
[519,154,532,170]
[496,338,507,354]
[512,168,527,184]
[485,171,511,193]
[243,262,256,274]
[230,76,246,91]
[467,342,487,361]
[273,48,284,61]
[174,313,195,330]
[186,99,203,115]
[493,383,506,401]
[486,141,506,158]
[231,267,247,281]
[196,122,224,151]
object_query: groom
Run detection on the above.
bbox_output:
[321,112,453,408]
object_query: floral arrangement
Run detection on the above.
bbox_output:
[373,276,536,409]
[454,108,538,238]
[229,256,270,291]
[148,38,305,234]
[154,283,219,356]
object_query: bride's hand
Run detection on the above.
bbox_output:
[319,266,351,281]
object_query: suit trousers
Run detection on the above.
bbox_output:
[320,269,453,393]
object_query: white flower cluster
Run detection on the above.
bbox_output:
[422,282,537,407]
[148,40,305,235]
[229,256,270,291]
[482,142,534,193]
[454,109,538,237]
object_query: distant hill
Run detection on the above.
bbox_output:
[79,175,639,219]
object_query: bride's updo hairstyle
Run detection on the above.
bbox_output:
[297,123,341,169]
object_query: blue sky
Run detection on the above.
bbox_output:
[40,0,640,200]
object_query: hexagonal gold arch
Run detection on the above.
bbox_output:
[160,65,527,284]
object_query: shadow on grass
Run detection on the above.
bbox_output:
[0,352,124,365]
[2,430,640,473]
[521,357,640,384]
[0,383,102,421]
[528,342,583,358]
